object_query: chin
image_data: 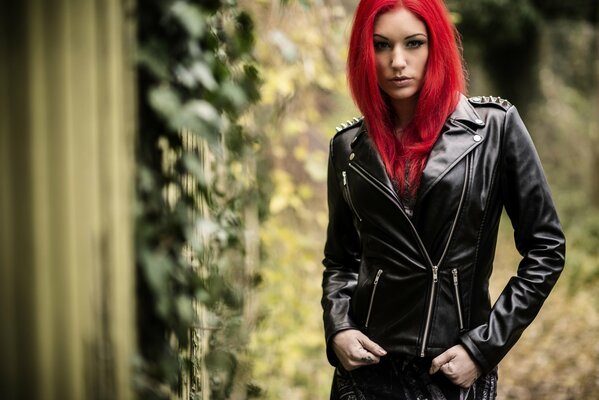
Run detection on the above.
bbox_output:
[385,90,419,103]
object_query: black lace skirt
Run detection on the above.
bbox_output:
[330,354,497,400]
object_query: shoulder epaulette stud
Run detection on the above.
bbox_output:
[335,116,363,133]
[469,95,511,109]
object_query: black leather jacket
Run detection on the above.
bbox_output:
[321,95,566,374]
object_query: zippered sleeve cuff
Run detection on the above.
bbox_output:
[459,334,493,375]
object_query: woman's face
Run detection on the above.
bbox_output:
[373,7,429,109]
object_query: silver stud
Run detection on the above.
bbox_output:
[475,118,484,125]
[473,135,482,142]
[471,96,481,103]
[336,126,342,132]
[353,117,360,122]
[349,153,355,160]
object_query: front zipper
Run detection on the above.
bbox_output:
[452,268,465,331]
[365,269,383,329]
[350,153,472,357]
[418,154,471,356]
[342,171,362,222]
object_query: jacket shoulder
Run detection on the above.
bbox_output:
[332,116,363,138]
[330,116,364,156]
[468,96,512,111]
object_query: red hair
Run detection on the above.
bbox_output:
[347,0,466,194]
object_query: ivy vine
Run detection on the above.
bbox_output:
[135,0,261,398]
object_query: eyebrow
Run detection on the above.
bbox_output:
[373,33,428,40]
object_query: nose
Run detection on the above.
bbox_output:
[391,47,407,70]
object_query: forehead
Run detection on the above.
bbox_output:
[374,7,427,36]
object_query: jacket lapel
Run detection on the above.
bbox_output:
[417,95,486,202]
[350,123,397,197]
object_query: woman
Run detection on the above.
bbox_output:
[321,0,566,399]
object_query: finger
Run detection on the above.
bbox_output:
[358,335,387,357]
[429,350,454,374]
[351,347,380,364]
[344,354,378,371]
[358,352,380,365]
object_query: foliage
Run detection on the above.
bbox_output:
[237,0,359,398]
[448,0,598,106]
[135,0,261,398]
[449,0,540,45]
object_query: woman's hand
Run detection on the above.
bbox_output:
[331,329,387,371]
[429,344,481,388]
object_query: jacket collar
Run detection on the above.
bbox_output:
[448,94,485,130]
[349,94,485,205]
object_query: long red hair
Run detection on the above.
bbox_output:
[347,0,466,194]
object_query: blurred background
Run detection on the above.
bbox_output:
[1,0,598,399]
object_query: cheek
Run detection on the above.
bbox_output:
[374,57,386,83]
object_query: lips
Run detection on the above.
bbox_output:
[389,76,413,87]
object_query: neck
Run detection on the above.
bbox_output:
[391,97,418,131]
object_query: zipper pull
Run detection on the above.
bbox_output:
[374,269,383,284]
[452,268,458,284]
[432,266,438,283]
[342,171,348,186]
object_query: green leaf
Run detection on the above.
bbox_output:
[186,99,221,125]
[176,295,194,325]
[193,62,218,90]
[148,85,181,120]
[170,1,207,39]
[141,250,175,318]
[138,166,156,193]
[197,0,222,13]
[182,152,210,188]
[175,62,218,91]
[220,81,248,110]
[233,11,255,53]
[205,349,236,372]
[240,64,261,103]
[136,41,170,79]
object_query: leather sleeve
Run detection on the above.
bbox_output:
[321,138,361,366]
[460,106,566,374]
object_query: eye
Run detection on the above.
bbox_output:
[374,41,391,51]
[405,39,426,49]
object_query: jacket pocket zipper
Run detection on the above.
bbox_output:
[452,268,465,331]
[419,265,438,357]
[365,269,383,329]
[342,171,362,221]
